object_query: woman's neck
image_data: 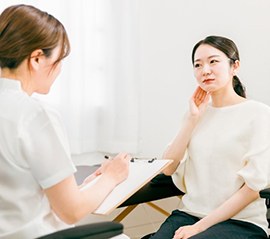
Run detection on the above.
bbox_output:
[210,87,246,107]
[1,67,34,95]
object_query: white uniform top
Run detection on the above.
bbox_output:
[0,78,76,239]
[172,100,270,234]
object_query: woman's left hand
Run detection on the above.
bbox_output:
[173,224,203,239]
[189,86,210,117]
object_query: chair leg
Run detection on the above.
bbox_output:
[146,202,170,217]
[113,205,138,222]
[113,202,170,222]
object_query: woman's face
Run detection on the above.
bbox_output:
[34,46,62,94]
[193,44,236,93]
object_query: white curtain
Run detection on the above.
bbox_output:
[0,0,139,155]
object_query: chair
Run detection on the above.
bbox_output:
[114,173,183,222]
[74,165,270,238]
[36,221,123,239]
[74,165,183,222]
[74,165,182,239]
[260,188,270,238]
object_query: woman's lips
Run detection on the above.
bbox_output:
[203,79,215,84]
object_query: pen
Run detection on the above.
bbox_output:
[104,155,111,160]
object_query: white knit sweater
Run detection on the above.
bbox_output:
[172,100,270,234]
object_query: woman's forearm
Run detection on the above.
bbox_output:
[195,184,259,232]
[74,174,119,221]
[45,174,117,224]
[46,154,129,224]
[163,88,210,175]
[163,115,198,175]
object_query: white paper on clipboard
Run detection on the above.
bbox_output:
[80,159,172,215]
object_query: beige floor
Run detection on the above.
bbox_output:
[76,196,181,239]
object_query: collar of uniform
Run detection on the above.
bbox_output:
[0,77,22,91]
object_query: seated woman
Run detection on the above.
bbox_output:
[0,4,130,239]
[149,36,270,239]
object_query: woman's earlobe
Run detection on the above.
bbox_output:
[30,49,43,70]
[29,56,39,71]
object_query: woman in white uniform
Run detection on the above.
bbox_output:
[0,4,130,239]
[148,36,270,239]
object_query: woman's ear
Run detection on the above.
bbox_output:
[232,60,240,75]
[29,49,44,71]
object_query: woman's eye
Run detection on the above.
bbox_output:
[210,59,218,64]
[194,63,201,68]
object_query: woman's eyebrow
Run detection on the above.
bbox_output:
[194,55,221,62]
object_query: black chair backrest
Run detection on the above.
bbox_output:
[36,222,123,239]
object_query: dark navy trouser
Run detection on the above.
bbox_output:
[149,210,268,239]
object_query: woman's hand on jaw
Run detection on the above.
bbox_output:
[189,86,210,118]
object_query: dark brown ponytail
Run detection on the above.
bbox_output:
[233,76,246,98]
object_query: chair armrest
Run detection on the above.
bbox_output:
[260,188,270,199]
[36,221,123,239]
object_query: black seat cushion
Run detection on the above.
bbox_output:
[119,174,183,207]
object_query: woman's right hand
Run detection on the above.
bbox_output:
[189,86,210,118]
[47,153,130,223]
[100,153,130,186]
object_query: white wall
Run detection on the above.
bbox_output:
[137,0,270,157]
[1,1,270,160]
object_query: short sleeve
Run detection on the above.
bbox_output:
[19,105,76,189]
[172,151,188,193]
[237,111,270,191]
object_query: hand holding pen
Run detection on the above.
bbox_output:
[83,153,130,187]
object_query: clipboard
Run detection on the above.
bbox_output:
[80,158,172,215]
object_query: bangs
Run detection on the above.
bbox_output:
[55,24,70,64]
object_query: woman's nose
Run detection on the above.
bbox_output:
[202,64,211,76]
